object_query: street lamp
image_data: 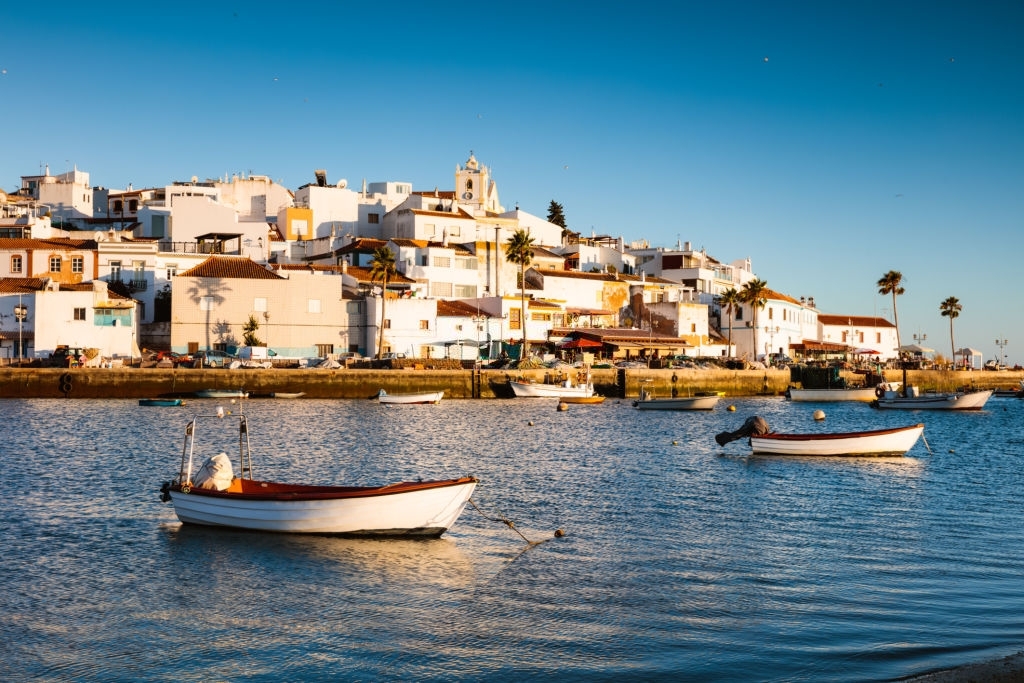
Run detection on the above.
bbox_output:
[14,296,28,365]
[263,311,271,351]
[996,338,1008,368]
[764,325,779,361]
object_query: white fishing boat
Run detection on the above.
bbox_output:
[633,387,719,410]
[786,386,881,403]
[873,383,993,411]
[160,410,476,537]
[749,423,925,456]
[509,376,594,398]
[377,389,444,405]
[194,388,249,399]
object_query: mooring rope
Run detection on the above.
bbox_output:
[468,497,564,546]
[921,434,933,454]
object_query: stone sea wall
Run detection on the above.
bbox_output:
[1,367,1020,400]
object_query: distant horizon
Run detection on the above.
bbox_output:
[2,2,1020,365]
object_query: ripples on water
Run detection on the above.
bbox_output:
[2,396,1024,681]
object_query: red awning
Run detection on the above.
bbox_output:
[560,337,603,349]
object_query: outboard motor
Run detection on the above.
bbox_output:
[715,415,770,447]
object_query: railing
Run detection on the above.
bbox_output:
[157,241,237,255]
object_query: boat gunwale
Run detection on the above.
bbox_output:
[174,476,478,502]
[754,423,924,442]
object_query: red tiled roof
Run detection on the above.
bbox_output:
[818,313,895,328]
[178,256,284,280]
[0,277,47,293]
[0,237,97,250]
[436,299,485,317]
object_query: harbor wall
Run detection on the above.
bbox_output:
[0,367,1019,400]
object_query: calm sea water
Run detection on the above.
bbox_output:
[2,395,1024,682]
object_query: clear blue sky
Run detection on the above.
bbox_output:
[3,2,1022,365]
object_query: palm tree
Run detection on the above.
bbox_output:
[740,279,769,359]
[505,229,535,358]
[877,271,905,356]
[718,287,741,357]
[369,246,397,359]
[940,296,962,369]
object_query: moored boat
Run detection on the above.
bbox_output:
[786,386,880,403]
[270,392,306,399]
[872,383,993,411]
[139,398,186,407]
[509,377,594,398]
[559,395,606,404]
[160,410,476,536]
[750,423,925,456]
[194,389,249,399]
[633,384,719,410]
[377,389,444,405]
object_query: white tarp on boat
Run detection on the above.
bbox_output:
[194,452,234,491]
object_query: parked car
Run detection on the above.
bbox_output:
[49,345,89,368]
[191,350,238,368]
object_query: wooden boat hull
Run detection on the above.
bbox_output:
[167,477,477,536]
[509,380,594,398]
[377,390,444,405]
[634,395,719,410]
[270,392,305,399]
[787,387,878,403]
[559,395,606,404]
[874,389,992,410]
[139,398,185,407]
[750,423,924,456]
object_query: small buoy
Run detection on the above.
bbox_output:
[557,402,568,412]
[949,449,954,453]
[813,409,826,421]
[528,421,534,426]
[554,529,566,538]
[728,405,737,412]
[672,440,678,446]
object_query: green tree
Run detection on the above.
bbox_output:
[505,229,535,358]
[740,278,769,358]
[718,287,741,357]
[547,200,567,228]
[939,295,962,369]
[242,314,263,346]
[153,284,172,323]
[877,270,905,355]
[369,246,397,358]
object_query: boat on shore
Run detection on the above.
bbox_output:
[872,383,993,410]
[139,398,186,407]
[194,389,249,399]
[160,410,476,536]
[377,389,444,405]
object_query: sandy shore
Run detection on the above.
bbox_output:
[903,651,1024,682]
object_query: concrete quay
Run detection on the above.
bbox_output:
[1,367,1020,400]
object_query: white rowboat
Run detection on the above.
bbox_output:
[377,389,444,405]
[160,411,475,536]
[873,385,992,411]
[634,394,719,410]
[509,379,594,398]
[750,423,925,456]
[786,387,879,403]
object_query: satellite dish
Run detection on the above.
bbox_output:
[337,179,347,188]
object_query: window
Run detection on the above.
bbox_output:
[11,255,22,273]
[316,343,334,357]
[254,297,267,312]
[510,308,521,330]
[430,282,452,297]
[419,320,430,330]
[128,199,138,213]
[448,226,461,237]
[113,200,123,213]
[166,264,177,279]
[456,257,476,270]
[453,284,477,298]
[152,215,166,238]
[74,308,86,321]
[736,308,744,321]
[424,223,436,236]
[200,296,214,311]
[71,256,84,274]
[367,213,380,224]
[383,319,391,329]
[308,299,321,314]
[49,256,62,272]
[433,256,451,268]
[110,261,122,281]
[292,219,309,237]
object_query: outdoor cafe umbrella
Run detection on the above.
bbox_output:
[854,348,880,355]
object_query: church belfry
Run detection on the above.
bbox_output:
[456,151,502,214]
